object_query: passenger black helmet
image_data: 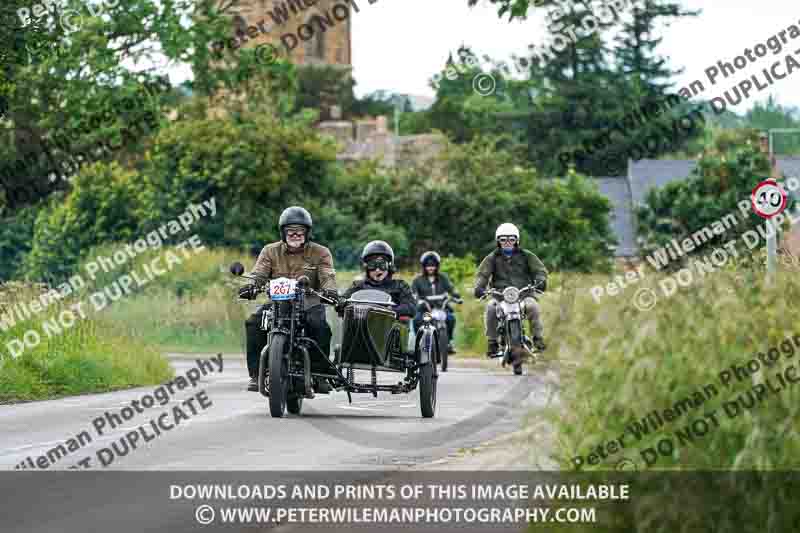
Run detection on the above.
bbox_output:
[361,240,395,272]
[420,251,441,269]
[278,206,313,241]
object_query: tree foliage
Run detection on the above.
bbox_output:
[636,142,794,266]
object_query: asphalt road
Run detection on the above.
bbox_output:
[0,354,555,533]
[0,354,555,471]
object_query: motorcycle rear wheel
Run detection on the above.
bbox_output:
[438,326,449,372]
[267,334,289,418]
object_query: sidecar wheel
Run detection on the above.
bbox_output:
[268,334,289,418]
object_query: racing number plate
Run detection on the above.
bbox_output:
[269,277,297,301]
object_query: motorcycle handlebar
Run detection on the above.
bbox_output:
[480,285,542,301]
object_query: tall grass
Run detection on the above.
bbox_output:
[0,283,172,403]
[546,262,800,471]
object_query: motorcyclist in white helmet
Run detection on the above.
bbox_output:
[473,223,548,357]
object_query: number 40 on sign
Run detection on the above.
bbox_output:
[752,179,788,219]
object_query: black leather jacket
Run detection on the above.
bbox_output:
[342,276,417,317]
[411,272,461,300]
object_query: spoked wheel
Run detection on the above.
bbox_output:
[418,330,438,418]
[267,333,289,417]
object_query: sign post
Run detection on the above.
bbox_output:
[751,178,788,283]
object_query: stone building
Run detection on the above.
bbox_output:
[227,0,353,67]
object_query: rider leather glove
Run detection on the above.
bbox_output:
[323,288,340,302]
[238,284,257,300]
[473,286,486,299]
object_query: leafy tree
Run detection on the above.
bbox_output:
[0,205,38,281]
[24,161,142,282]
[745,96,800,155]
[636,142,791,268]
[428,47,518,144]
[0,0,291,209]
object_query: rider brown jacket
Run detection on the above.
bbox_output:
[249,241,337,309]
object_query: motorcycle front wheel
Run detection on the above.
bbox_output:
[267,333,289,417]
[507,319,522,348]
[417,330,438,418]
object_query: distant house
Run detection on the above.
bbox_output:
[597,157,800,258]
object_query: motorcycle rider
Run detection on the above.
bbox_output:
[411,251,463,354]
[473,223,548,357]
[340,241,416,318]
[239,206,339,392]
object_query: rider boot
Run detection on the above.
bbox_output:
[245,308,268,392]
[522,297,546,352]
[532,336,546,351]
[446,314,456,354]
[486,339,499,358]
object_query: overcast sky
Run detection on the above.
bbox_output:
[346,0,800,112]
[164,1,799,113]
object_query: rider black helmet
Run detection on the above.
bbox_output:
[420,251,441,268]
[278,206,313,241]
[361,240,395,272]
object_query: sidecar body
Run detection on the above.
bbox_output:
[338,289,410,372]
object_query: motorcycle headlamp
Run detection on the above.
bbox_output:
[502,286,520,304]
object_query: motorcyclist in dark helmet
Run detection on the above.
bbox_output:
[340,240,416,317]
[411,251,463,354]
[238,206,339,392]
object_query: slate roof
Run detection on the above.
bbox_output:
[594,177,638,257]
[593,157,800,257]
[627,159,698,206]
[777,157,800,201]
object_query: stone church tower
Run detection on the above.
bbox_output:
[228,0,353,67]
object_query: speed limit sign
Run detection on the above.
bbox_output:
[751,179,787,219]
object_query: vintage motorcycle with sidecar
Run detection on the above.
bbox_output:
[480,282,543,375]
[230,262,440,418]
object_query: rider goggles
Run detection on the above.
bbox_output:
[285,225,307,238]
[497,236,517,244]
[365,258,389,271]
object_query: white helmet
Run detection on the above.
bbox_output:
[495,223,520,242]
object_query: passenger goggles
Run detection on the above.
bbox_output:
[365,258,390,271]
[498,236,517,244]
[285,226,307,238]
